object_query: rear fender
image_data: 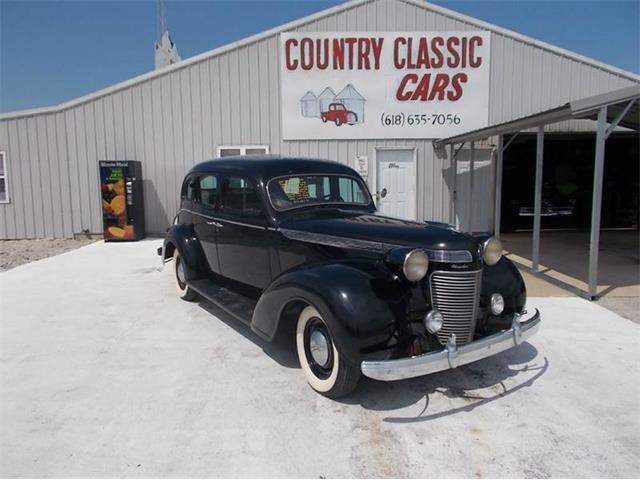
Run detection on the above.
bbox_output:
[162,224,209,281]
[251,261,406,366]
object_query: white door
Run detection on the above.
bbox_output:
[376,148,416,220]
[454,147,494,233]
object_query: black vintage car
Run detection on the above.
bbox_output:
[160,156,540,398]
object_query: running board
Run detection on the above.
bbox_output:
[188,279,256,326]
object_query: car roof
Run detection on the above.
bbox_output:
[187,155,360,183]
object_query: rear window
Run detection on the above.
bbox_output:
[199,175,218,208]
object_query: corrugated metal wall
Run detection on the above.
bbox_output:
[0,0,637,238]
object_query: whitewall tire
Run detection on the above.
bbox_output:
[173,250,198,301]
[296,305,360,398]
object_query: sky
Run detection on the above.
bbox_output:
[1,0,638,113]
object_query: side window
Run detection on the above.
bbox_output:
[219,148,241,157]
[338,177,366,203]
[199,175,219,209]
[220,176,262,216]
[181,176,194,200]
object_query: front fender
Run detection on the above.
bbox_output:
[481,256,527,313]
[162,224,209,281]
[251,261,406,366]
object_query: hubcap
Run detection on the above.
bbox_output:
[309,329,330,366]
[176,258,186,285]
[304,317,334,379]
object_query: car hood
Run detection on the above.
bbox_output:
[279,211,479,253]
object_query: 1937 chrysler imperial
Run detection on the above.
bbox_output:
[160,156,541,398]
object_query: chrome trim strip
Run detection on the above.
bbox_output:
[179,208,277,231]
[428,249,472,263]
[361,310,541,381]
[280,228,390,253]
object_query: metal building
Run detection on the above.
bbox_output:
[0,0,638,239]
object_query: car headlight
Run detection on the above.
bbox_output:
[482,237,503,266]
[403,249,429,282]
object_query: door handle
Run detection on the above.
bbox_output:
[206,220,223,227]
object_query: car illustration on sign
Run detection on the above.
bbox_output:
[159,156,541,398]
[321,102,358,126]
[300,83,365,126]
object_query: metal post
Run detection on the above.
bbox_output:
[532,126,544,272]
[588,106,608,300]
[494,135,504,238]
[450,143,456,226]
[468,141,475,233]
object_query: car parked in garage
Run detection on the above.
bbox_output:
[159,156,541,398]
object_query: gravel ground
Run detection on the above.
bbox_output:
[1,240,638,477]
[0,238,97,271]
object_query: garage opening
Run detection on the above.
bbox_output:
[500,132,638,233]
[499,132,639,298]
[436,86,640,300]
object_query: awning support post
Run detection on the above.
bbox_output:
[501,131,520,152]
[494,135,504,238]
[468,141,475,233]
[604,99,635,138]
[532,126,544,272]
[588,106,608,300]
[450,143,456,226]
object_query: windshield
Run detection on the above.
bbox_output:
[267,174,371,211]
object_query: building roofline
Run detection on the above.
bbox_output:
[434,85,640,146]
[1,0,638,121]
[400,0,640,82]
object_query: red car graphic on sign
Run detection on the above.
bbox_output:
[321,103,358,126]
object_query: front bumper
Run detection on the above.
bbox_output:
[361,309,541,381]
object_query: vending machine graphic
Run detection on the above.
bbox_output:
[99,161,145,241]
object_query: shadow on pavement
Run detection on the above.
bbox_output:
[343,344,547,422]
[198,299,548,422]
[198,300,299,369]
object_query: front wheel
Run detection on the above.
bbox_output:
[173,250,198,301]
[296,305,360,398]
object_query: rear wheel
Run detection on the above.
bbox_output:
[173,250,198,301]
[335,117,342,126]
[296,305,360,398]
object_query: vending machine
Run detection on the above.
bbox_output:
[99,161,145,241]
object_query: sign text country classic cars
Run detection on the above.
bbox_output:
[280,32,491,140]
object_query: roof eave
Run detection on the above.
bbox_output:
[2,0,638,121]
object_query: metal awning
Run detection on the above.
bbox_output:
[434,85,639,147]
[434,85,640,300]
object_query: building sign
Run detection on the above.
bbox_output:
[280,31,491,140]
[354,155,368,181]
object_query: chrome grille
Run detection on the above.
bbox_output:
[430,270,482,345]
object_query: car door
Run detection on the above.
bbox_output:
[216,175,272,289]
[191,173,222,274]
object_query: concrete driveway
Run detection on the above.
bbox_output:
[1,240,638,477]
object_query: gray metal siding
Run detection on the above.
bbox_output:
[0,0,637,238]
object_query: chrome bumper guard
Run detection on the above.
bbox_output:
[361,309,541,381]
